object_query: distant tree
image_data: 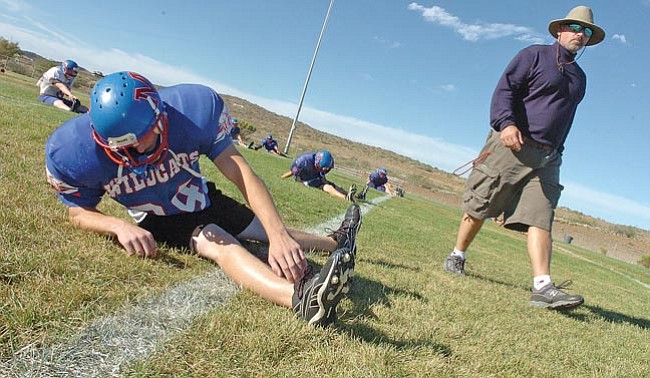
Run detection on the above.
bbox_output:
[238,120,257,133]
[0,37,21,58]
[35,58,57,76]
[640,254,650,269]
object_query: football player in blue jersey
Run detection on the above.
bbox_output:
[253,134,287,157]
[365,168,392,194]
[281,150,357,201]
[228,118,249,147]
[45,71,361,326]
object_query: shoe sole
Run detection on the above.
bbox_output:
[346,205,363,254]
[530,298,584,310]
[309,248,353,326]
[442,260,465,276]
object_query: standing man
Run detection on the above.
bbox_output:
[442,6,604,310]
[281,150,358,201]
[36,59,87,113]
[45,72,362,326]
[253,134,287,157]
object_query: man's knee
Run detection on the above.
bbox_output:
[53,99,71,111]
[190,223,239,259]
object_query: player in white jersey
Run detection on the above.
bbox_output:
[36,59,87,113]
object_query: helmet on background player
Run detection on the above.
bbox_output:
[267,134,273,140]
[378,167,388,176]
[314,150,334,172]
[231,117,238,125]
[61,60,78,79]
[90,71,168,167]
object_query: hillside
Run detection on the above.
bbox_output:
[3,50,648,266]
[219,94,650,266]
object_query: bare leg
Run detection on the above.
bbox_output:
[454,213,485,251]
[527,226,552,277]
[322,184,347,200]
[52,99,72,111]
[237,217,338,253]
[194,224,294,307]
[288,229,338,252]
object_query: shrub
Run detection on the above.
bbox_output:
[639,254,650,269]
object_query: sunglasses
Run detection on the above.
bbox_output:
[566,23,592,37]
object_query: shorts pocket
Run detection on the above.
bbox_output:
[542,182,564,208]
[468,164,500,199]
[462,163,501,214]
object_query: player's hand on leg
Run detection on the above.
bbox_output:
[115,222,157,258]
[267,233,307,283]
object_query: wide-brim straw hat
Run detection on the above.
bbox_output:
[548,6,605,46]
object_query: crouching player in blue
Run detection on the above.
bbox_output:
[253,134,287,157]
[358,168,392,199]
[281,150,358,202]
[45,72,361,326]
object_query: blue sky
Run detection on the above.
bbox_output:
[1,1,649,230]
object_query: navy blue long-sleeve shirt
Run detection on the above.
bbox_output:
[490,42,586,152]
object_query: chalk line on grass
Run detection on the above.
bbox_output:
[1,196,390,377]
[555,245,649,290]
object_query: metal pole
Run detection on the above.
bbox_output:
[283,0,334,155]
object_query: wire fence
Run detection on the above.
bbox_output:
[1,54,37,77]
[335,165,406,197]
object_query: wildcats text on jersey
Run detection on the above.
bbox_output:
[103,150,200,198]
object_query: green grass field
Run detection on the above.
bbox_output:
[1,72,648,377]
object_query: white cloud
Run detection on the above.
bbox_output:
[4,16,648,230]
[0,0,30,12]
[372,36,401,49]
[283,105,478,172]
[8,18,481,172]
[436,84,456,92]
[23,16,86,46]
[407,2,545,44]
[1,18,476,172]
[612,34,627,44]
[562,181,650,229]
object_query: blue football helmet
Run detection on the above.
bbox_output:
[267,134,273,140]
[314,150,334,172]
[231,117,238,125]
[62,59,78,79]
[90,71,168,167]
[378,167,388,176]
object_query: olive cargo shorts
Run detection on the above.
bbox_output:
[462,130,563,232]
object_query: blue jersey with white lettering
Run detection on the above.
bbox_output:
[45,84,233,218]
[290,152,326,182]
[261,138,278,152]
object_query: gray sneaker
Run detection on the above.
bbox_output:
[327,203,362,253]
[345,184,357,202]
[356,184,369,200]
[530,280,584,310]
[292,248,354,326]
[443,254,465,276]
